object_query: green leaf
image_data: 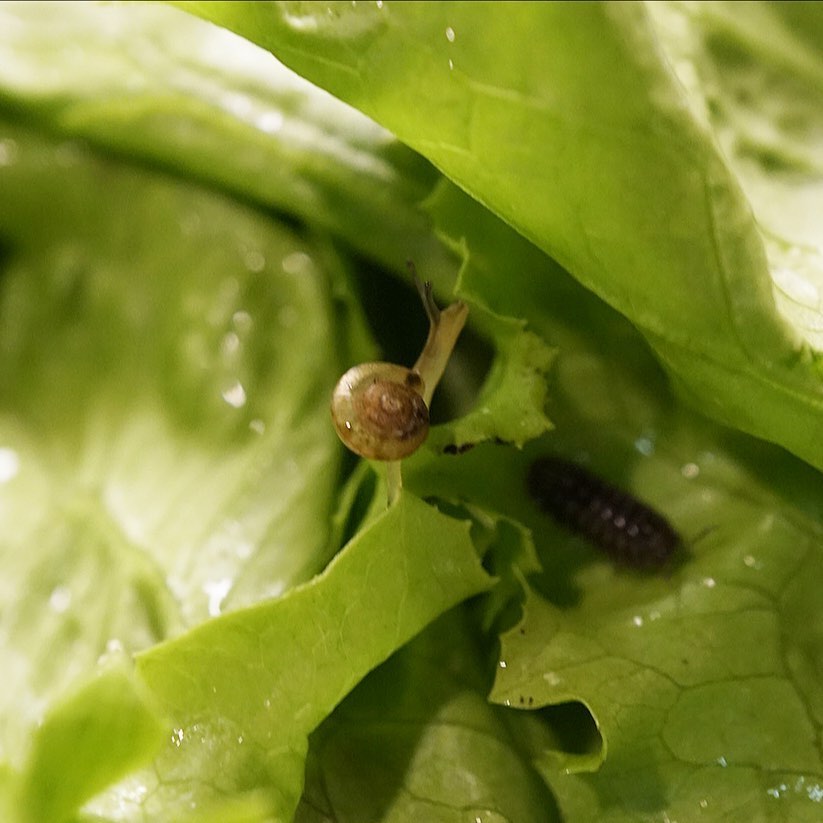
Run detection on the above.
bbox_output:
[648,1,823,346]
[492,475,823,822]
[424,310,553,455]
[121,492,492,821]
[18,660,167,823]
[0,119,349,817]
[297,609,558,823]
[397,166,823,819]
[0,13,500,820]
[176,0,823,473]
[482,245,823,821]
[0,117,347,618]
[4,3,823,822]
[0,0,448,277]
[422,180,555,454]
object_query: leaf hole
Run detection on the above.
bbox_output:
[537,700,602,758]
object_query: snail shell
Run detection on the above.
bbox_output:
[331,363,429,460]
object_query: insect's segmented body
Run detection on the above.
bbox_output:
[526,456,681,568]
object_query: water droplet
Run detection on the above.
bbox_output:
[105,638,124,655]
[743,554,761,569]
[681,462,700,479]
[717,755,727,767]
[49,586,72,613]
[249,419,265,435]
[0,448,20,483]
[256,110,284,134]
[222,381,247,408]
[448,58,454,70]
[237,734,244,745]
[282,251,314,275]
[171,728,185,747]
[203,578,233,616]
[0,138,18,167]
[632,615,644,627]
[445,26,455,42]
[243,249,266,272]
[634,436,655,456]
[222,92,253,119]
[807,783,823,802]
[498,659,507,669]
[376,0,383,7]
[699,799,708,809]
[702,577,716,588]
[757,513,775,532]
[232,310,253,333]
[221,332,240,357]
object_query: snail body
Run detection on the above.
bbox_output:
[330,266,468,505]
[331,363,429,461]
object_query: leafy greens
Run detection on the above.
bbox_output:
[1,2,823,822]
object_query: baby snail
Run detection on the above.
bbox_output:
[331,265,469,505]
[332,364,429,461]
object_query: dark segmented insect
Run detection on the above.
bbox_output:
[526,456,681,569]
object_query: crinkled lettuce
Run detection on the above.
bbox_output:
[1,2,822,822]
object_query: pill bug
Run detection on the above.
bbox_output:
[526,456,681,569]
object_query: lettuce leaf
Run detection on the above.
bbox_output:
[412,165,823,822]
[297,609,557,823]
[125,491,491,822]
[179,0,823,472]
[2,2,823,823]
[0,115,495,821]
[0,0,450,278]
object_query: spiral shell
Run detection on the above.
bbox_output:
[331,363,429,461]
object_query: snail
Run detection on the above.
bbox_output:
[331,364,429,461]
[331,265,468,504]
